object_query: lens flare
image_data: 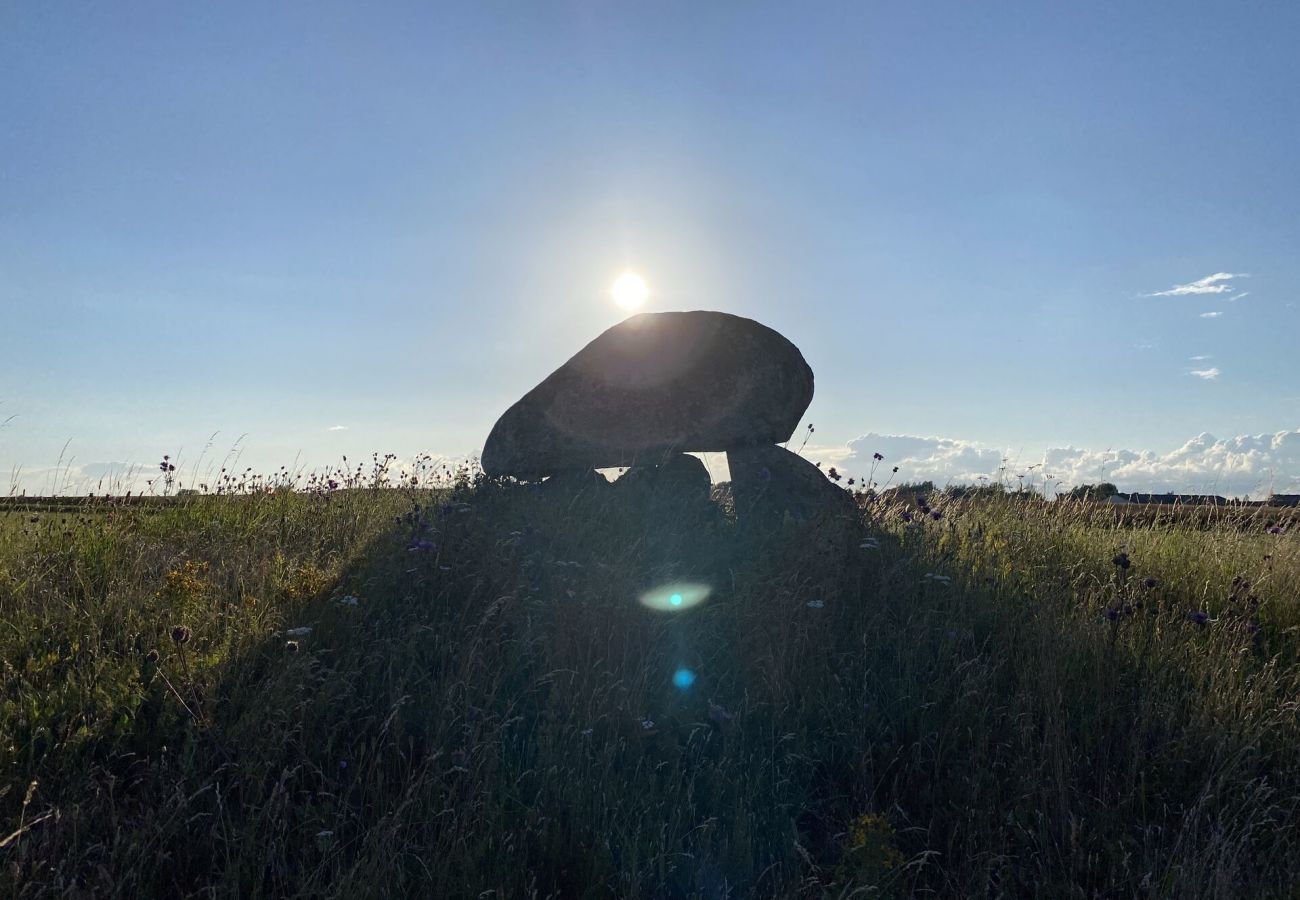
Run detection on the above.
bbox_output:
[672,668,696,689]
[638,582,711,612]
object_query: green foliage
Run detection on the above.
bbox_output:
[1,475,1299,897]
[1063,481,1121,500]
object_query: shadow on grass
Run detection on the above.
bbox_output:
[9,481,1300,898]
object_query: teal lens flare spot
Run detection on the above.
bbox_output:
[673,668,696,689]
[670,593,683,606]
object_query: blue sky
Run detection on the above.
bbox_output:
[3,2,1299,495]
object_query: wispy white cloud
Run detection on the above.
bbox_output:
[838,428,1300,498]
[1147,272,1247,297]
[1226,291,1250,302]
[1189,367,1221,380]
[1200,311,1224,319]
[327,424,349,432]
[1189,354,1212,361]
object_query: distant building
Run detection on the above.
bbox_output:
[1104,495,1131,504]
[1123,493,1228,506]
[1269,494,1300,507]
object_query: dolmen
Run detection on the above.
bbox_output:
[482,310,853,526]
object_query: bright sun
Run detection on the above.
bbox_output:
[611,271,649,310]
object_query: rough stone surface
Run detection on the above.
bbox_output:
[483,311,813,478]
[727,445,856,526]
[611,453,712,504]
[535,468,609,500]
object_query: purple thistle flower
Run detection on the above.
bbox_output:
[930,510,943,521]
[1267,526,1284,535]
[1113,552,1131,570]
[900,511,913,523]
[1104,606,1121,622]
[1142,576,1159,589]
[872,452,884,462]
[1189,610,1210,627]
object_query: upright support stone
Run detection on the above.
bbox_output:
[727,445,855,527]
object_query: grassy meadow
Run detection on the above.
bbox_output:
[2,464,1299,898]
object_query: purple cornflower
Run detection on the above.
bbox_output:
[1267,526,1284,535]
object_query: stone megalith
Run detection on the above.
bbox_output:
[482,311,812,479]
[727,444,856,526]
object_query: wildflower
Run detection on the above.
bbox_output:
[807,599,825,609]
[1245,621,1261,634]
[1142,576,1159,590]
[827,467,842,482]
[285,640,300,653]
[285,626,313,638]
[1112,552,1131,570]
[170,625,192,645]
[892,466,899,473]
[872,452,884,461]
[930,510,943,521]
[900,511,913,523]
[408,539,436,552]
[1267,525,1284,535]
[339,595,359,606]
[145,649,160,663]
[708,700,734,723]
[338,759,348,770]
[1189,610,1210,627]
[1104,606,1121,622]
[640,717,655,731]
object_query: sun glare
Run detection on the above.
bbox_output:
[611,271,649,310]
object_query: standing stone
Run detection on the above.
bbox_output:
[727,445,855,526]
[612,453,712,502]
[482,311,813,479]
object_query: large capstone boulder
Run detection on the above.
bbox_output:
[483,311,813,478]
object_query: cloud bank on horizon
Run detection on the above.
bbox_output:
[9,429,1300,500]
[839,429,1300,498]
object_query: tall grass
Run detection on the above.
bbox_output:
[2,472,1298,897]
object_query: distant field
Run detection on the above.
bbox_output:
[2,477,1298,897]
